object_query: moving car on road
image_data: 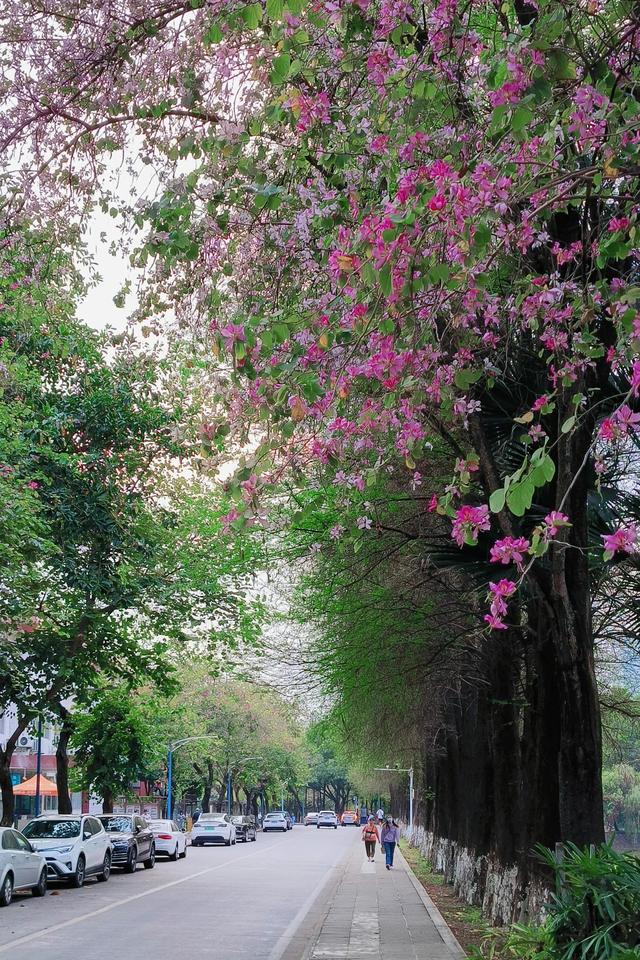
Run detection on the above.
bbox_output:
[262,812,289,833]
[317,811,338,829]
[148,819,187,860]
[0,826,47,907]
[231,815,257,842]
[23,815,112,888]
[340,811,358,826]
[191,813,236,846]
[304,811,319,826]
[98,815,156,872]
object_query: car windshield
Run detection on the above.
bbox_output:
[265,814,283,819]
[99,817,133,833]
[149,821,170,830]
[23,819,80,839]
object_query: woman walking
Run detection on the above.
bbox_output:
[362,815,379,862]
[380,818,400,870]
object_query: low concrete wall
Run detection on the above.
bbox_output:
[403,824,550,925]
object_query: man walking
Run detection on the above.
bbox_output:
[380,818,400,870]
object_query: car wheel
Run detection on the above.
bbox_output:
[124,846,137,873]
[179,844,187,858]
[334,826,337,830]
[70,856,85,889]
[0,873,13,907]
[97,851,111,883]
[143,845,155,869]
[225,838,231,846]
[169,844,178,862]
[32,868,47,897]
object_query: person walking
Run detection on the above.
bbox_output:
[380,817,400,870]
[362,815,379,862]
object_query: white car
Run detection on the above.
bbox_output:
[148,819,188,860]
[262,812,288,833]
[317,810,338,829]
[0,826,48,906]
[191,813,236,847]
[23,815,112,887]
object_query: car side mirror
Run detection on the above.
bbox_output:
[83,830,92,840]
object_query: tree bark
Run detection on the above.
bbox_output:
[56,705,74,814]
[102,787,114,813]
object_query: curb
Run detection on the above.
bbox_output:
[397,846,467,959]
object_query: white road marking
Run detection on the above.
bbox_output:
[0,843,278,954]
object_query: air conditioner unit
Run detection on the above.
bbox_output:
[18,735,32,748]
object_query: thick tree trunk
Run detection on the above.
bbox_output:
[102,787,114,813]
[0,750,15,827]
[56,706,73,814]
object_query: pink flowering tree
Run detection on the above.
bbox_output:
[3,0,640,912]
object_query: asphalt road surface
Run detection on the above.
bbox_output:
[1,825,359,960]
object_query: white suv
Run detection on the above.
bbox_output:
[22,815,112,887]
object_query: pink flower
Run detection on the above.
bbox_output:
[602,525,638,557]
[631,360,640,397]
[220,323,246,345]
[489,536,530,567]
[26,480,40,490]
[613,404,640,434]
[542,511,570,538]
[485,579,517,630]
[451,504,490,547]
[221,508,239,534]
[608,217,630,232]
[427,494,438,512]
[357,515,372,530]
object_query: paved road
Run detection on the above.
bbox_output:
[1,826,358,959]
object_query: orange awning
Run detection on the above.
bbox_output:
[13,774,58,796]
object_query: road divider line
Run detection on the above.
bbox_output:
[0,843,279,955]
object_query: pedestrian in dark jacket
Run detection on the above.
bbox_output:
[380,818,400,869]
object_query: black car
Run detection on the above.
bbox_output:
[98,815,155,873]
[231,816,257,842]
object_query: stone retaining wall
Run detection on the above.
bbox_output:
[403,825,550,925]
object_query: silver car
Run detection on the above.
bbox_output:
[0,826,48,906]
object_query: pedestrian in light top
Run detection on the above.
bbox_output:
[362,816,379,862]
[380,818,400,870]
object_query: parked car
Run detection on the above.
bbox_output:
[317,810,338,829]
[23,815,112,887]
[282,810,294,829]
[262,812,289,833]
[0,826,48,907]
[148,819,187,860]
[231,816,257,842]
[191,813,236,846]
[304,812,319,826]
[98,815,155,872]
[341,811,358,826]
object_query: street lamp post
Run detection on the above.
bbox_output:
[373,765,414,830]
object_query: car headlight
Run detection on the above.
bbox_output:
[49,845,74,854]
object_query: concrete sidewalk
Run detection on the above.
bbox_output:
[301,838,465,960]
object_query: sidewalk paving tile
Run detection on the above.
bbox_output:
[306,843,465,960]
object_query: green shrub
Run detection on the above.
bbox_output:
[472,843,640,959]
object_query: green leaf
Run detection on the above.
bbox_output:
[511,105,533,134]
[266,0,284,19]
[378,264,392,297]
[561,415,576,434]
[271,53,291,85]
[240,3,262,28]
[506,480,535,517]
[489,488,506,514]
